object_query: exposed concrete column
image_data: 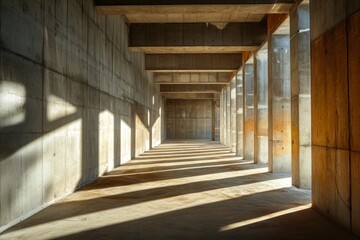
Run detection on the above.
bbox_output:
[230,76,237,152]
[244,63,255,160]
[290,2,311,189]
[226,84,231,147]
[253,57,258,164]
[255,46,269,164]
[212,100,216,141]
[268,33,291,173]
[222,88,227,145]
[236,70,244,157]
[220,89,224,144]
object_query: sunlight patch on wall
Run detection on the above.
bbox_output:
[0,81,26,127]
[121,118,131,164]
[99,110,114,176]
[46,95,77,122]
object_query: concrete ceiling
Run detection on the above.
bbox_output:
[95,1,293,23]
[95,0,294,99]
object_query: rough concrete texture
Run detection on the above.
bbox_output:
[95,1,293,23]
[311,6,360,236]
[220,90,224,144]
[226,84,231,147]
[129,22,267,53]
[290,2,311,189]
[230,77,237,153]
[255,48,269,165]
[269,35,291,173]
[214,100,220,141]
[310,0,360,40]
[0,141,358,240]
[236,70,244,157]
[165,99,215,140]
[0,0,162,232]
[220,88,227,145]
[244,64,255,160]
[145,54,243,72]
[154,72,231,84]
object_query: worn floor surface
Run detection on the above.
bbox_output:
[1,141,358,240]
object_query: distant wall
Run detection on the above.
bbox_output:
[166,99,218,140]
[0,0,163,232]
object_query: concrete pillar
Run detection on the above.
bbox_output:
[230,77,237,152]
[244,63,255,160]
[220,90,224,144]
[226,84,231,147]
[268,33,291,173]
[290,2,311,189]
[222,87,228,146]
[255,46,269,164]
[236,70,244,157]
[253,59,258,164]
[212,100,216,141]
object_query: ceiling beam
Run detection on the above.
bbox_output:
[95,1,294,22]
[129,22,267,54]
[145,53,242,72]
[154,72,231,84]
[162,93,220,99]
[160,84,224,93]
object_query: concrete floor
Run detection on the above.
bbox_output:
[1,141,358,240]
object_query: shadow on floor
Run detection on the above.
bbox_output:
[48,188,356,240]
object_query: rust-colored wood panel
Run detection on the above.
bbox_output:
[311,21,349,149]
[351,151,360,237]
[349,10,360,152]
[312,146,351,229]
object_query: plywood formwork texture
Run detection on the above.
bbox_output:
[166,99,213,139]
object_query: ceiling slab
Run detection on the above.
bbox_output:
[145,53,242,72]
[162,93,221,99]
[130,22,267,53]
[160,84,224,93]
[154,72,232,84]
[95,1,294,23]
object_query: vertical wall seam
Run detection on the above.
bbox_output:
[41,0,45,205]
[345,14,352,231]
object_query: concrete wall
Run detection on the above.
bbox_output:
[311,1,360,236]
[165,99,214,139]
[0,0,163,232]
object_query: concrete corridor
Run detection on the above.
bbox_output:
[1,141,357,240]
